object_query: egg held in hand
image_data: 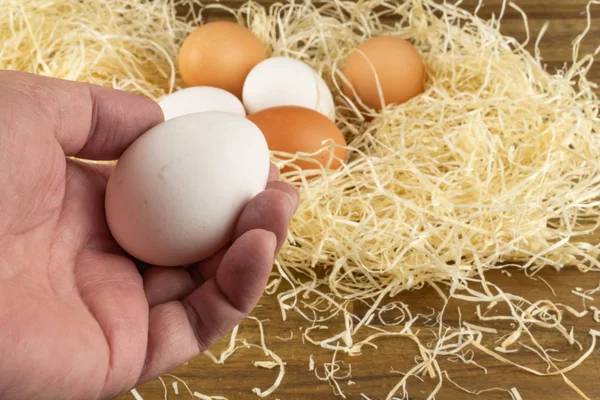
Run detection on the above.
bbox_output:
[248,106,347,174]
[105,112,270,267]
[342,35,425,111]
[158,86,246,120]
[178,21,267,98]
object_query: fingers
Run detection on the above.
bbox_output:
[268,163,279,182]
[190,182,298,283]
[188,246,228,286]
[266,180,300,205]
[0,70,163,160]
[234,187,298,253]
[75,84,163,160]
[144,183,298,306]
[143,165,297,307]
[75,251,149,396]
[143,267,196,307]
[138,168,298,383]
[138,229,276,384]
[212,230,277,313]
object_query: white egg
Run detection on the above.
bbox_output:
[242,56,335,121]
[158,86,246,120]
[105,111,270,267]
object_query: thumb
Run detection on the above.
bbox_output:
[1,70,164,160]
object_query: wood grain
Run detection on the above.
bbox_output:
[117,1,600,399]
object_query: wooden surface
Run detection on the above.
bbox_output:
[119,1,600,399]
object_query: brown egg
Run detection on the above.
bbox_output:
[248,106,347,174]
[178,21,267,98]
[342,36,425,111]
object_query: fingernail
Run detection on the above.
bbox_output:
[285,188,300,212]
[268,164,280,181]
[268,231,278,256]
[266,181,300,212]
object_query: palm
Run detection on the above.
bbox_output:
[0,71,297,400]
[8,157,151,399]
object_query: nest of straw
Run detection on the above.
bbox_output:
[3,0,600,398]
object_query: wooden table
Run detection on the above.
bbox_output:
[119,1,600,399]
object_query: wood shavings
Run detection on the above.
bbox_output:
[572,290,595,301]
[275,331,294,341]
[510,387,524,400]
[250,348,285,398]
[314,346,352,399]
[253,361,283,369]
[470,330,599,399]
[591,306,600,322]
[234,1,600,395]
[193,392,227,400]
[535,275,558,297]
[130,389,144,400]
[462,322,498,334]
[163,375,205,399]
[560,303,589,318]
[442,370,520,397]
[247,317,286,398]
[0,0,200,99]
[581,278,600,308]
[158,377,168,400]
[172,318,283,398]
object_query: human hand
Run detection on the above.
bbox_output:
[0,71,298,400]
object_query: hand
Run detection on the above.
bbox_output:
[0,71,298,400]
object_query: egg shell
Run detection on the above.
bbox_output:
[342,36,425,111]
[158,86,246,121]
[105,111,270,267]
[248,106,347,173]
[178,21,267,98]
[243,57,335,121]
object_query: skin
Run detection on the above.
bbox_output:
[0,70,298,400]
